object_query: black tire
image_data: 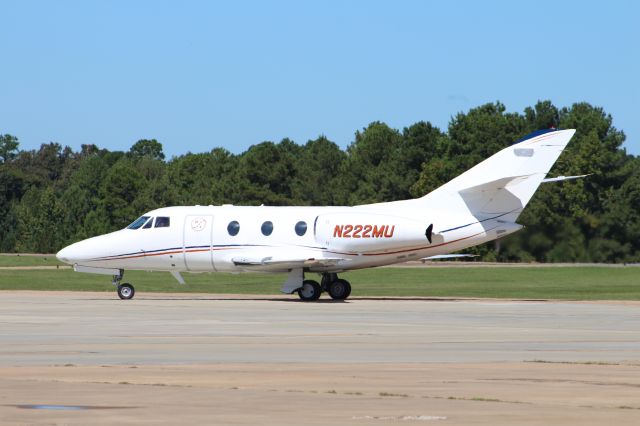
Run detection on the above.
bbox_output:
[117,283,135,300]
[297,280,322,301]
[328,279,351,300]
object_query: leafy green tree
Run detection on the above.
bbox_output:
[412,102,524,197]
[523,100,560,132]
[236,139,299,205]
[10,143,71,186]
[15,187,66,252]
[398,121,445,198]
[129,139,165,161]
[290,136,347,205]
[99,158,146,229]
[0,166,25,251]
[0,134,19,163]
[340,122,404,204]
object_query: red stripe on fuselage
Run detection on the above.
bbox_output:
[91,247,241,262]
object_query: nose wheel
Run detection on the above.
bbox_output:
[117,283,135,300]
[112,271,135,300]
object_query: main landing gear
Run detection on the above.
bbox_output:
[113,270,135,300]
[296,273,352,302]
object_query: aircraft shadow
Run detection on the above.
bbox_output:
[80,296,548,303]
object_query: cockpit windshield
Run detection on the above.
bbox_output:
[127,216,150,230]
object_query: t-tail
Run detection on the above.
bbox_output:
[421,128,577,223]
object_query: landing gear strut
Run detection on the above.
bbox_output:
[112,270,135,300]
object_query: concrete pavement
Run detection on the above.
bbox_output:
[1,291,639,425]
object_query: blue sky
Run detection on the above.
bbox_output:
[2,1,638,157]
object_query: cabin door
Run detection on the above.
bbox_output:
[183,215,215,271]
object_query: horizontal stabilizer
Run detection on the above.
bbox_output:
[541,174,591,183]
[458,175,529,216]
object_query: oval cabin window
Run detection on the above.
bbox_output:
[261,221,273,236]
[227,221,240,236]
[295,221,307,236]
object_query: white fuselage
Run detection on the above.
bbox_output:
[56,204,519,274]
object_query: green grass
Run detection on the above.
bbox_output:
[0,266,639,300]
[0,254,63,267]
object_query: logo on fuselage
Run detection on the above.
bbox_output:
[333,224,395,238]
[191,217,207,231]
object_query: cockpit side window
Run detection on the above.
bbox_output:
[155,217,170,228]
[142,217,154,229]
[127,216,150,230]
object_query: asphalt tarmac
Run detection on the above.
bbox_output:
[1,291,639,425]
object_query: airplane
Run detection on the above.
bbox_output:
[56,128,580,301]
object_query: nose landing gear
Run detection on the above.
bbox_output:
[112,270,135,300]
[117,283,135,300]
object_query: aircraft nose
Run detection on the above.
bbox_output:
[56,244,80,265]
[56,246,71,264]
[56,233,123,265]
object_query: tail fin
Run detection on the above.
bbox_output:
[422,129,576,221]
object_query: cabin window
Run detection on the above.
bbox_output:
[127,216,150,230]
[142,217,154,229]
[261,221,273,236]
[295,221,307,236]
[155,216,170,228]
[227,221,240,236]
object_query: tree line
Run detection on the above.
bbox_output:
[1,100,638,262]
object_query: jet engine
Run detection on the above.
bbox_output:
[314,212,433,253]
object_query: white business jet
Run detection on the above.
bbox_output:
[57,129,579,301]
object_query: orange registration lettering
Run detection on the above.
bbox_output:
[343,225,354,238]
[333,224,395,238]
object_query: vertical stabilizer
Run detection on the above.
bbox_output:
[422,129,576,221]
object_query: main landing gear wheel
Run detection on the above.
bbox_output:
[297,280,322,301]
[328,278,351,300]
[117,283,135,300]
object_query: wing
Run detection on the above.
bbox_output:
[421,254,478,261]
[232,256,349,272]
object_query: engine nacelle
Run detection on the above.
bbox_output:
[315,212,432,253]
